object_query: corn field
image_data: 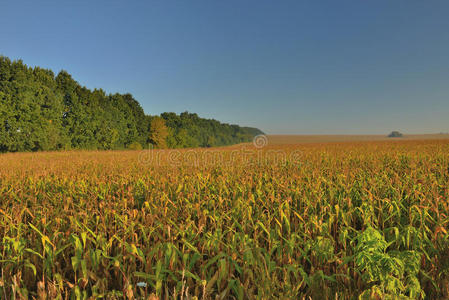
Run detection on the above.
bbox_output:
[0,139,448,299]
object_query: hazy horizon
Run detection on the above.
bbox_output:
[2,1,449,134]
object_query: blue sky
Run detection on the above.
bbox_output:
[1,0,448,134]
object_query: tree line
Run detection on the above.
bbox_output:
[0,56,263,152]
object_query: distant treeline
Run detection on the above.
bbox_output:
[0,56,263,152]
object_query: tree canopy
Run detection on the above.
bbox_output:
[149,116,169,149]
[0,56,263,152]
[388,131,403,138]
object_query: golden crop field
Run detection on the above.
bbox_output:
[1,137,449,299]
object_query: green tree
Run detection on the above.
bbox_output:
[388,131,403,138]
[0,55,263,152]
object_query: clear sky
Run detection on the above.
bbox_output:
[1,1,448,134]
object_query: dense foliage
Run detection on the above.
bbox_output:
[389,131,404,138]
[0,139,448,299]
[161,112,263,148]
[0,56,262,152]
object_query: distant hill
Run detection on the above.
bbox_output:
[267,134,449,145]
[0,55,263,152]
